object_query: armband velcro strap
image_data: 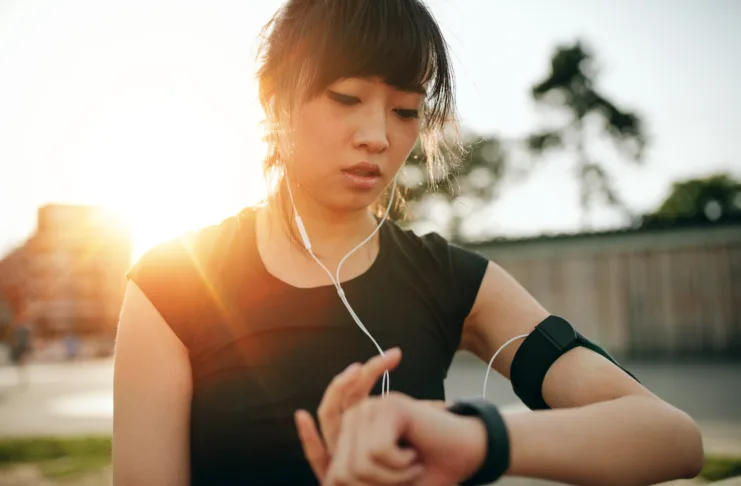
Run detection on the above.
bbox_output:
[510,315,639,410]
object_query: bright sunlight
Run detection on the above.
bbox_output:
[2,1,275,262]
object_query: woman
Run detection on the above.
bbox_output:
[112,1,704,485]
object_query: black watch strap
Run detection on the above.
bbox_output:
[448,399,510,486]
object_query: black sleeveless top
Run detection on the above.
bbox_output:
[126,207,489,485]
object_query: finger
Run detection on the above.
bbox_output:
[351,400,424,485]
[372,445,418,470]
[344,348,402,405]
[295,409,330,482]
[326,406,362,485]
[356,461,424,485]
[366,396,419,471]
[318,362,362,453]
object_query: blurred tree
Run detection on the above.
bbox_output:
[526,40,647,229]
[640,173,741,228]
[393,40,648,240]
[396,135,508,241]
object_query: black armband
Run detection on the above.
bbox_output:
[510,315,640,410]
[447,399,510,486]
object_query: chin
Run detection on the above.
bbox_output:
[326,191,384,214]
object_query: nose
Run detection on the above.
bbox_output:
[352,106,389,154]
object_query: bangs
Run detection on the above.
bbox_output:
[293,0,454,128]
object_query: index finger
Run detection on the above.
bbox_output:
[349,348,402,400]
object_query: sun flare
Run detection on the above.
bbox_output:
[111,145,268,264]
[0,0,274,264]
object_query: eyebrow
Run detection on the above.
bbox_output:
[393,83,426,95]
[355,76,427,96]
[389,83,426,96]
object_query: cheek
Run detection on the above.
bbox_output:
[389,124,421,167]
[291,111,344,173]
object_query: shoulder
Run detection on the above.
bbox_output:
[384,221,490,317]
[385,221,488,272]
[384,220,455,264]
[124,209,253,344]
[128,209,249,284]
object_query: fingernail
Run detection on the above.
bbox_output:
[343,362,361,374]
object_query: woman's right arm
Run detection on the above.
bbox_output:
[112,281,192,486]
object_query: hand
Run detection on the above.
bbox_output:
[316,348,403,457]
[296,348,428,485]
[296,392,489,486]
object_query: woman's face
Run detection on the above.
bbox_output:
[286,76,423,212]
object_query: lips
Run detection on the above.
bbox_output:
[341,162,382,190]
[342,162,381,178]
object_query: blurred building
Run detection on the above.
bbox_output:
[0,204,131,338]
[468,219,741,358]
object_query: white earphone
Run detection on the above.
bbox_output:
[482,334,528,399]
[285,174,397,396]
[284,169,528,401]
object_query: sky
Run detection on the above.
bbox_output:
[1,0,740,259]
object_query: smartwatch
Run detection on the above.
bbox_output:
[447,399,510,486]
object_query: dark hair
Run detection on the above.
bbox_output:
[256,0,460,219]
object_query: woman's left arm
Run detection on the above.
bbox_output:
[460,261,704,486]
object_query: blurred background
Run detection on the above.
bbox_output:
[0,0,740,484]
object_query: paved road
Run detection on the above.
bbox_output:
[1,352,739,440]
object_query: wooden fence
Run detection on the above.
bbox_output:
[467,223,741,358]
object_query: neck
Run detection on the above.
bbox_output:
[270,182,380,257]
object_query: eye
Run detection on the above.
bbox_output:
[327,90,359,106]
[394,109,420,120]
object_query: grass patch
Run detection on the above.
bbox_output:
[0,436,111,481]
[0,436,111,464]
[701,455,741,482]
[0,436,740,483]
[37,455,111,481]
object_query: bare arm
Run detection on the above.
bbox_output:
[460,261,704,486]
[112,281,192,486]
